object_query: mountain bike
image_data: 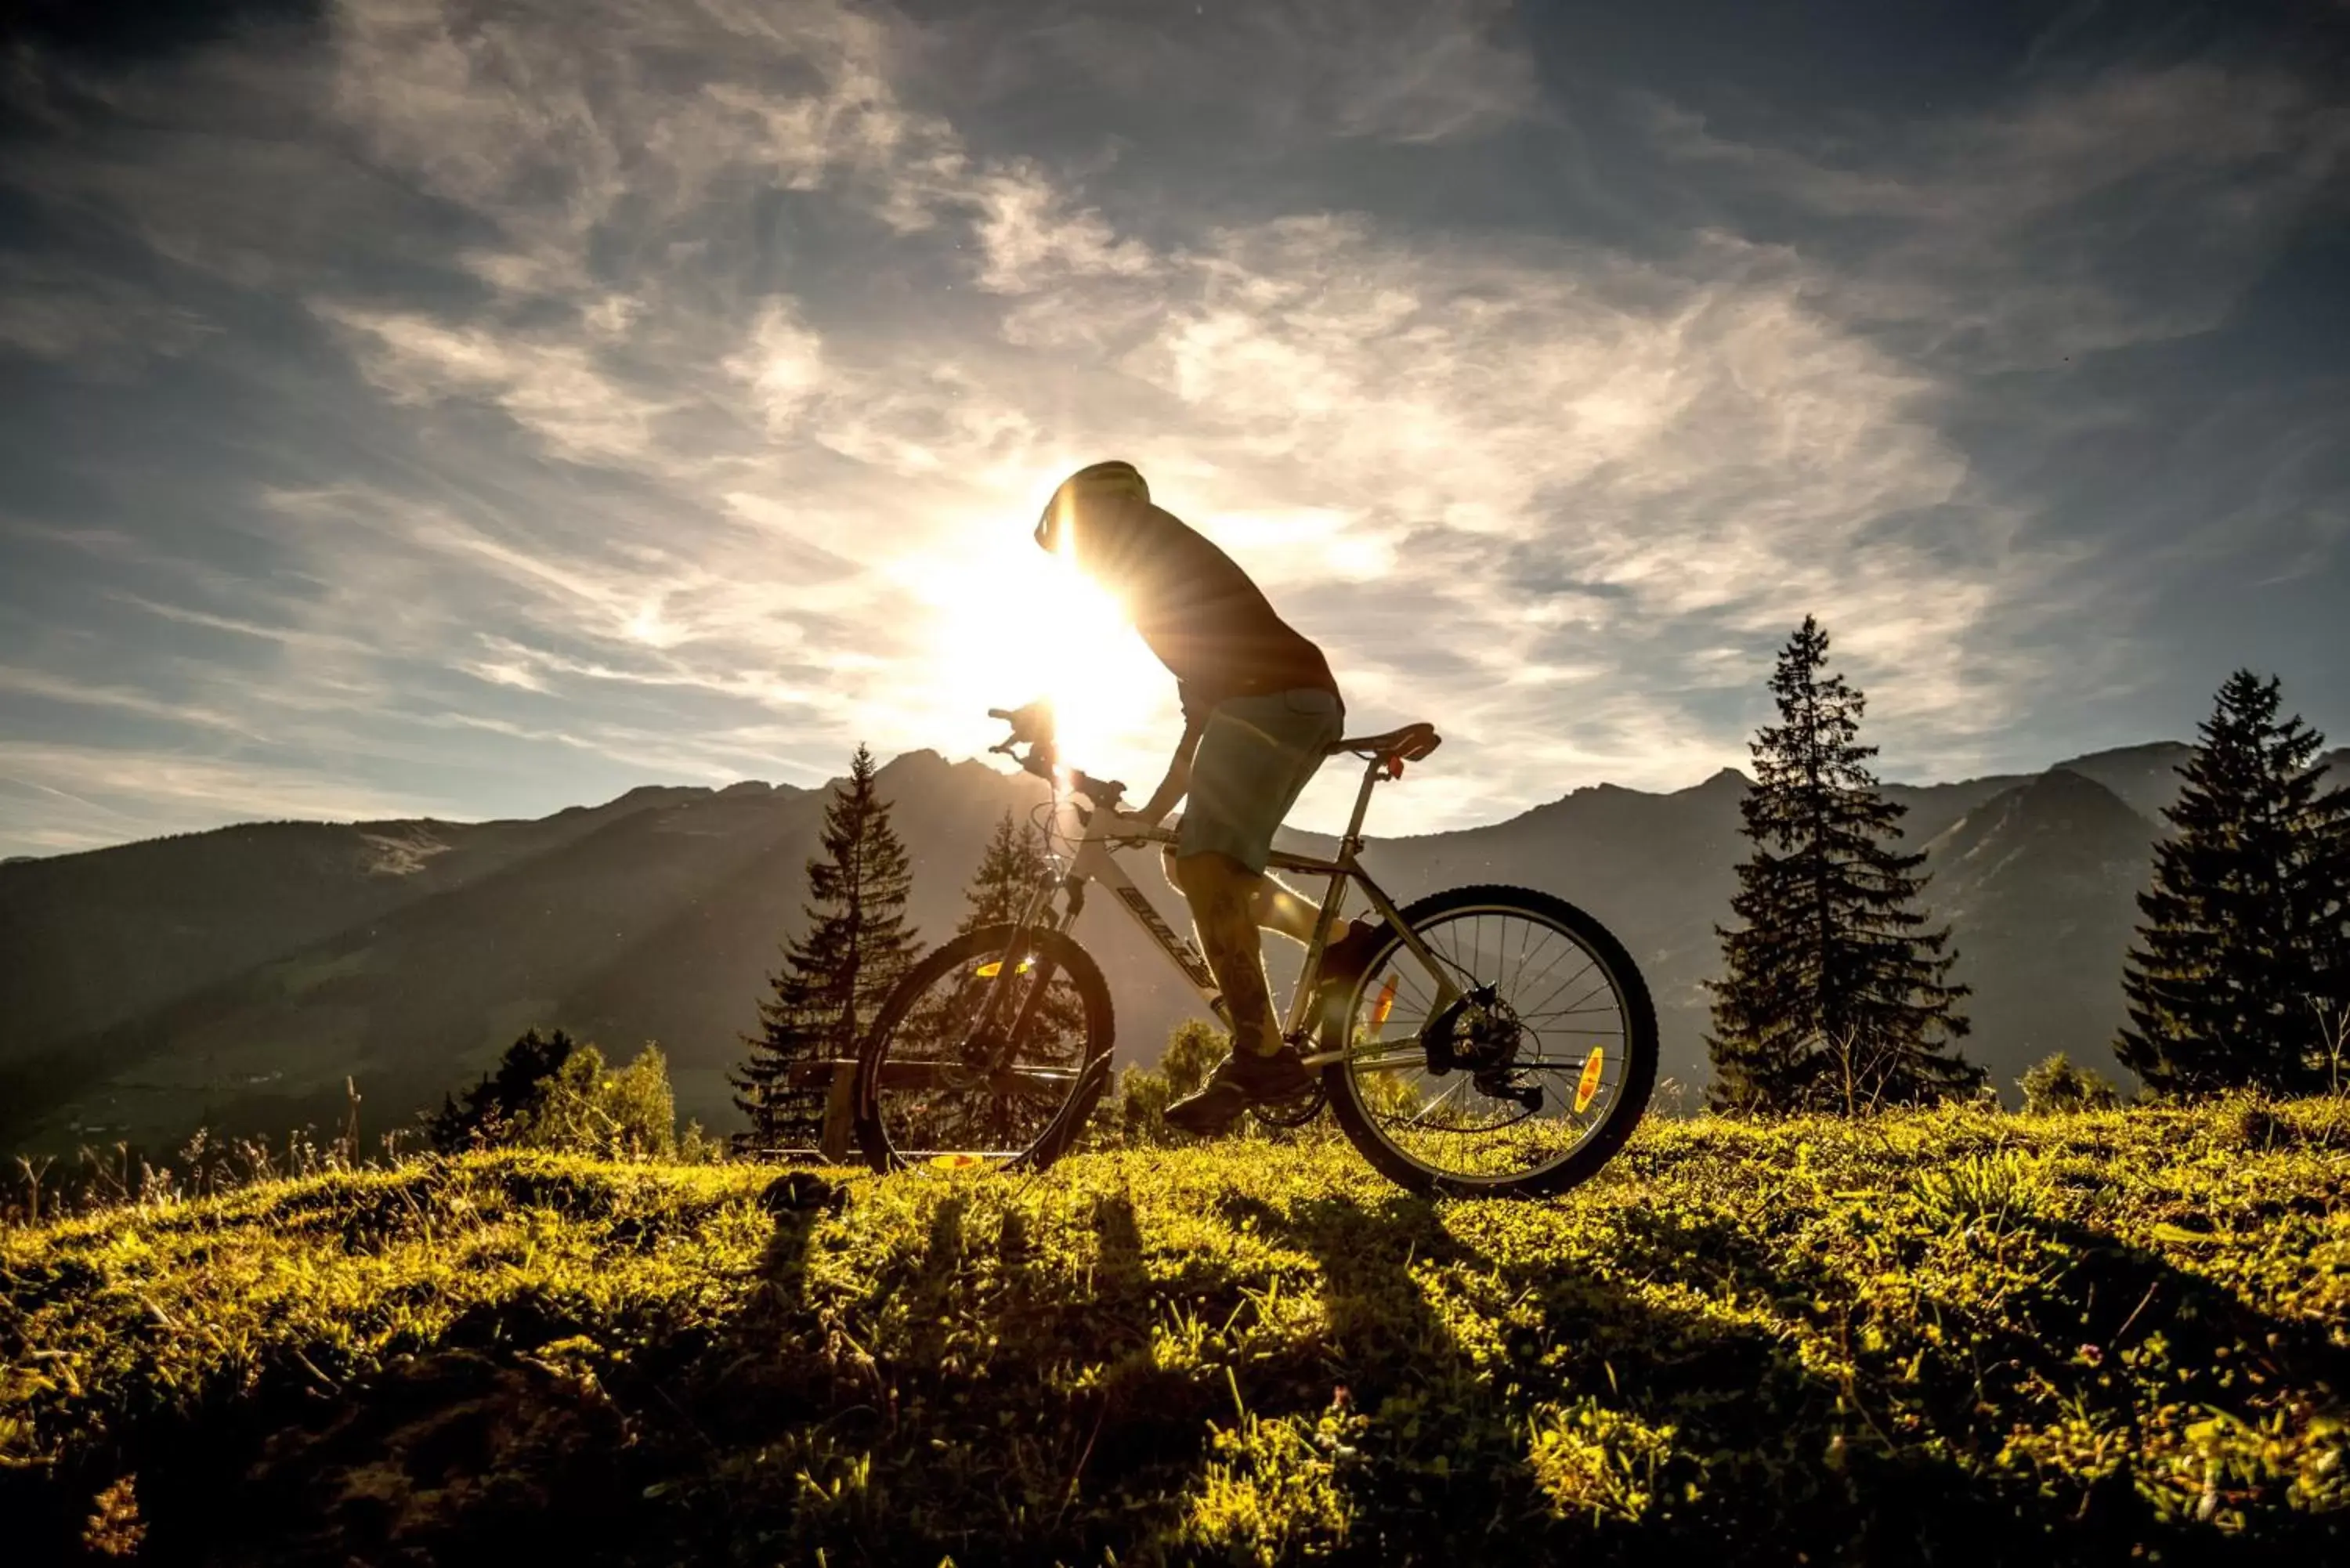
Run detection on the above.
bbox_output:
[851,701,1658,1198]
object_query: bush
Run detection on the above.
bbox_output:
[2019,1051,2122,1115]
[425,1030,680,1158]
[509,1043,678,1159]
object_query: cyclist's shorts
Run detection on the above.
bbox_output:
[1178,688,1343,875]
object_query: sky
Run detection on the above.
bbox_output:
[1,0,2345,858]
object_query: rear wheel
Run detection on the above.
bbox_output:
[853,925,1115,1173]
[1318,885,1656,1198]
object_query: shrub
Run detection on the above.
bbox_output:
[425,1031,680,1158]
[2019,1052,2123,1115]
[510,1043,678,1159]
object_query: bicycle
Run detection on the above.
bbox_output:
[851,700,1658,1198]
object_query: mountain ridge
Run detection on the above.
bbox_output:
[5,740,2345,1153]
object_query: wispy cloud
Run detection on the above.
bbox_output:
[0,0,2342,857]
[1640,64,2350,366]
[0,741,454,853]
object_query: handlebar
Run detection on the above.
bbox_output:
[987,699,1125,810]
[1070,769,1127,811]
[986,700,1054,746]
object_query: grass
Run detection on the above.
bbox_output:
[3,1100,2345,1564]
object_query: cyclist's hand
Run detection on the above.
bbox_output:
[1111,806,1165,833]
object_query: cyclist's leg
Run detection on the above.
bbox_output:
[1172,850,1280,1055]
[1250,876,1359,947]
[1159,847,1353,947]
[1170,688,1344,1056]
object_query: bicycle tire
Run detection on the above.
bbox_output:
[1315,884,1657,1199]
[853,924,1115,1174]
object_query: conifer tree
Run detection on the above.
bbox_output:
[1706,616,1981,1111]
[956,810,1051,934]
[2117,672,2350,1096]
[732,744,919,1147]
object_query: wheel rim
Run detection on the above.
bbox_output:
[869,944,1095,1168]
[1335,905,1637,1188]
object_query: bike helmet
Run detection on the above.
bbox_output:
[1036,460,1148,552]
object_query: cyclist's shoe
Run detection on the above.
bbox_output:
[1166,1045,1316,1136]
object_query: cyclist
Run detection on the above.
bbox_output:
[1035,460,1358,1136]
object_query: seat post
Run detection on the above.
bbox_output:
[1340,757,1381,854]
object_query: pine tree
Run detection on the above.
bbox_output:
[1705,616,1981,1111]
[956,810,1051,934]
[2117,672,2350,1096]
[732,744,920,1147]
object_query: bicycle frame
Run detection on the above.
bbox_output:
[1001,750,1462,1070]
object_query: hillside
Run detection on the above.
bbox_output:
[0,788,707,1066]
[4,1101,2345,1563]
[1924,768,2161,1086]
[6,741,2346,1154]
[0,753,1198,1155]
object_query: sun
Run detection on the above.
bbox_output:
[905,526,1170,779]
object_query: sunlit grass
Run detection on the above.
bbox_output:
[5,1099,2346,1562]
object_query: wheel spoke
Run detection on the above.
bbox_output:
[862,928,1108,1170]
[1334,900,1650,1192]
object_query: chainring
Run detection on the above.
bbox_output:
[1249,1083,1329,1129]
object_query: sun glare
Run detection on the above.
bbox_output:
[907,523,1169,779]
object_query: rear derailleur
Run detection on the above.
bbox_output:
[1422,985,1543,1114]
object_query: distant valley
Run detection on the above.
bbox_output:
[5,741,2342,1155]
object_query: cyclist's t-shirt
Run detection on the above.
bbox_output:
[1076,500,1341,728]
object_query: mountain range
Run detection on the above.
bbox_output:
[5,741,2343,1155]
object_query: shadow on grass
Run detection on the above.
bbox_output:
[18,1161,2344,1566]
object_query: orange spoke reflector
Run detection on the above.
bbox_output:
[974,959,1036,978]
[929,1153,985,1171]
[1370,974,1398,1029]
[1574,1046,1606,1114]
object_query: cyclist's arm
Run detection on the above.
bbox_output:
[1135,710,1206,825]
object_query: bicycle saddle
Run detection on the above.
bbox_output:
[1331,721,1442,772]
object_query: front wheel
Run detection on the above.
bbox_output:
[1318,885,1657,1198]
[854,925,1115,1173]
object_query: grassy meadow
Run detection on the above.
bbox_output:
[4,1100,2345,1564]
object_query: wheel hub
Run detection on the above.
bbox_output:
[1460,998,1524,1068]
[1423,985,1524,1071]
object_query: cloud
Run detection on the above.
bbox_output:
[0,740,454,853]
[1640,63,2350,366]
[725,302,828,434]
[0,0,2084,837]
[1017,0,1543,148]
[0,667,261,738]
[0,0,2341,857]
[0,258,218,372]
[971,165,1159,293]
[315,304,672,462]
